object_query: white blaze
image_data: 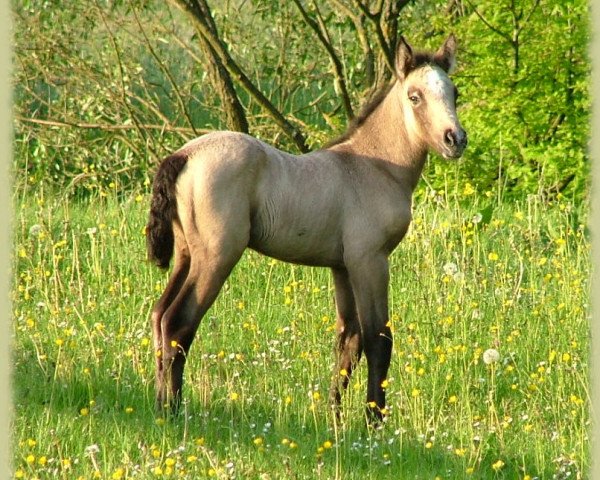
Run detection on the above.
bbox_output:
[425,66,452,99]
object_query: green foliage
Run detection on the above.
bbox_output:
[415,0,590,200]
[12,0,590,200]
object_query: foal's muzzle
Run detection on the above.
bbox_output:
[442,127,468,159]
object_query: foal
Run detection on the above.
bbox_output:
[147,35,467,422]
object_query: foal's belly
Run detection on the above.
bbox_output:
[248,227,344,268]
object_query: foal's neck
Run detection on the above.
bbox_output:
[329,82,428,192]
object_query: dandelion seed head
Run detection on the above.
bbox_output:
[29,224,42,237]
[483,348,500,364]
[443,262,458,276]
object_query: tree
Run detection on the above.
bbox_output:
[13,0,590,200]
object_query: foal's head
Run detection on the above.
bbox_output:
[396,35,467,159]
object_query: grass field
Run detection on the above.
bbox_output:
[11,182,589,479]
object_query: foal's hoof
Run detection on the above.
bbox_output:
[365,403,387,426]
[155,398,181,418]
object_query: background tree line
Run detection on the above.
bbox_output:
[13,0,590,200]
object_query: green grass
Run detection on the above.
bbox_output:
[12,184,589,479]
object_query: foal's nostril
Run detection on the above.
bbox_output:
[444,130,456,147]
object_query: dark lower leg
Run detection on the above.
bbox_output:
[364,326,393,422]
[152,259,190,411]
[159,256,241,413]
[328,268,362,411]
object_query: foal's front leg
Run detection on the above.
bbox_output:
[329,268,363,415]
[346,255,392,423]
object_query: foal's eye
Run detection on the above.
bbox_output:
[408,94,420,106]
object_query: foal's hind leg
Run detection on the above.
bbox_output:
[151,224,190,407]
[329,267,363,415]
[157,236,247,413]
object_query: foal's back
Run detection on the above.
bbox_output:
[174,131,410,268]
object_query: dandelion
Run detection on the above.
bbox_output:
[230,392,239,401]
[455,448,467,457]
[488,252,499,262]
[253,437,263,446]
[26,454,35,464]
[492,459,505,471]
[483,348,500,364]
[29,224,43,237]
[448,395,458,404]
[112,468,125,479]
[322,440,333,449]
[411,388,420,398]
[339,369,348,377]
[85,444,100,455]
[80,407,90,416]
[463,183,476,196]
[125,407,134,414]
[443,262,458,276]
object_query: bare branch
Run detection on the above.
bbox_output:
[15,115,208,136]
[353,0,395,73]
[291,0,354,120]
[463,0,513,44]
[170,0,309,152]
[93,0,155,156]
[129,1,199,136]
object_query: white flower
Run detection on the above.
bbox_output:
[84,444,100,455]
[29,224,42,237]
[472,213,483,224]
[483,349,500,364]
[443,262,458,276]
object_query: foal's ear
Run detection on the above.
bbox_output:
[395,36,414,81]
[434,34,457,73]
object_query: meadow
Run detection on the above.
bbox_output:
[11,180,589,479]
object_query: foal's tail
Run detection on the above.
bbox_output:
[146,152,188,269]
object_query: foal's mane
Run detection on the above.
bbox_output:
[324,50,441,149]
